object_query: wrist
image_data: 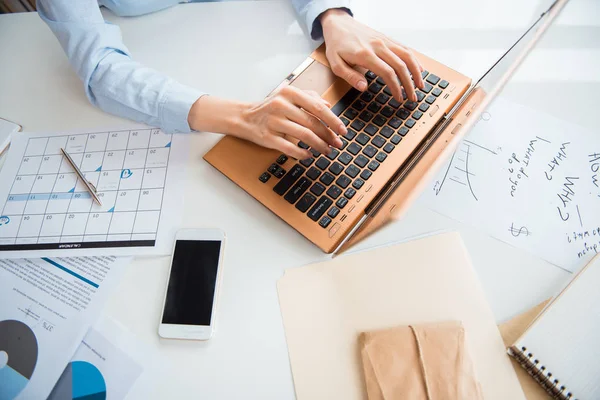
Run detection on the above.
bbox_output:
[319,8,352,30]
[188,95,250,136]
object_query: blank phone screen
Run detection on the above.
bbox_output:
[162,240,221,326]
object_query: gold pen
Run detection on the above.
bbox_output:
[60,148,102,206]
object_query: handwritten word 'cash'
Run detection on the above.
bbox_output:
[508,136,551,197]
[544,142,570,180]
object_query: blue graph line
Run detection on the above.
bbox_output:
[41,258,99,288]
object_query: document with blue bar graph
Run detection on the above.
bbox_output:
[0,127,188,257]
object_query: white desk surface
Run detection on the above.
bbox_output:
[0,0,598,398]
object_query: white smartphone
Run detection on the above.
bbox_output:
[158,228,226,340]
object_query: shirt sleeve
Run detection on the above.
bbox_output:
[37,0,204,133]
[291,0,353,40]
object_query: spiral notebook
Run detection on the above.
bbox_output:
[508,254,600,400]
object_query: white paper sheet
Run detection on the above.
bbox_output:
[0,127,188,258]
[48,316,163,400]
[0,256,129,400]
[421,97,600,272]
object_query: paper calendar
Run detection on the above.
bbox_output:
[0,127,188,257]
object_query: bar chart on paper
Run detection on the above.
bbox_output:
[0,128,188,257]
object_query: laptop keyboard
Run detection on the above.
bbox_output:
[259,70,450,229]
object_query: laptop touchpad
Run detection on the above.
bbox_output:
[291,60,337,96]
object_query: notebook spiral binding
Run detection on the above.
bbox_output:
[509,345,576,400]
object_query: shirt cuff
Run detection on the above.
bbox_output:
[159,81,205,133]
[305,0,353,40]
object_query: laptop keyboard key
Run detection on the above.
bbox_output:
[380,126,394,138]
[432,87,442,97]
[327,207,340,218]
[299,158,314,167]
[426,74,440,85]
[364,124,379,136]
[298,141,309,149]
[372,136,386,148]
[398,126,409,136]
[354,155,369,168]
[359,110,374,122]
[391,134,402,144]
[383,143,395,154]
[306,166,321,180]
[388,117,402,129]
[352,178,364,189]
[381,106,394,118]
[413,110,423,120]
[320,172,335,186]
[273,164,305,195]
[404,101,418,111]
[439,79,449,89]
[259,172,270,183]
[425,95,436,104]
[363,145,377,158]
[376,152,387,162]
[274,167,286,178]
[376,77,386,86]
[345,164,360,178]
[421,82,433,93]
[416,91,425,102]
[367,102,381,113]
[351,120,366,131]
[383,86,393,97]
[296,192,316,213]
[360,169,372,180]
[336,197,348,209]
[344,188,357,199]
[344,108,359,120]
[326,185,342,199]
[421,70,429,79]
[356,133,370,146]
[316,157,330,170]
[368,83,383,94]
[376,93,390,104]
[368,160,380,171]
[319,216,332,228]
[344,128,357,141]
[268,163,279,174]
[330,88,361,116]
[347,142,362,155]
[308,196,333,221]
[352,100,367,110]
[388,98,401,109]
[276,155,288,165]
[340,117,350,126]
[373,115,387,127]
[310,182,325,196]
[419,103,430,112]
[365,70,376,80]
[326,148,340,160]
[329,162,344,175]
[396,108,410,120]
[405,119,416,128]
[360,91,374,102]
[336,175,351,189]
[338,152,353,165]
[284,177,311,204]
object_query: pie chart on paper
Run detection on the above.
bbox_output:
[48,361,106,400]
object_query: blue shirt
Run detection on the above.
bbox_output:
[37,0,352,133]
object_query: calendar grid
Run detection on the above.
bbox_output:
[0,128,175,251]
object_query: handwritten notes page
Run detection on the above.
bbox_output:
[421,97,599,272]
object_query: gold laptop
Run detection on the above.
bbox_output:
[204,0,566,254]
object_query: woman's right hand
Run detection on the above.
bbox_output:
[188,86,346,160]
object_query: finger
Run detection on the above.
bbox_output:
[365,53,405,102]
[390,44,424,89]
[306,90,332,108]
[329,54,368,92]
[270,136,313,160]
[289,87,347,139]
[286,105,343,152]
[273,118,331,155]
[379,47,417,102]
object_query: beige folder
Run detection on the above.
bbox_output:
[277,232,525,400]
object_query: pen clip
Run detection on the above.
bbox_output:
[88,181,98,193]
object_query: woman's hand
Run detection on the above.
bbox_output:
[320,9,425,103]
[188,86,346,159]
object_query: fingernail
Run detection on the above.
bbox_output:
[357,80,367,91]
[335,137,344,148]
